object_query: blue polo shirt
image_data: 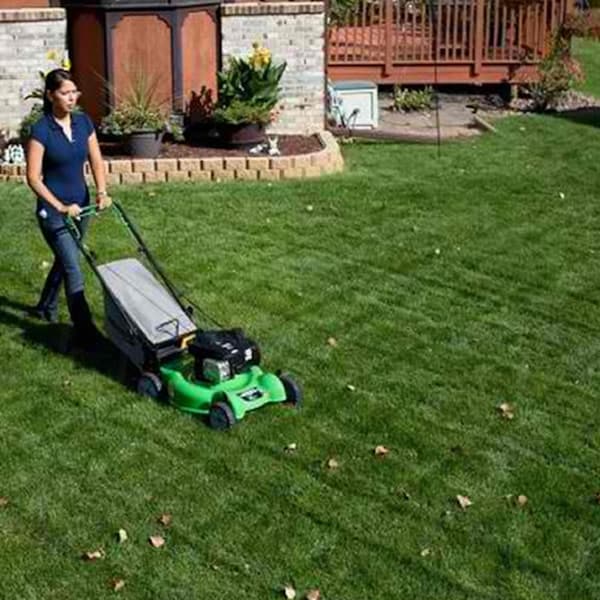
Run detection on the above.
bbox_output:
[30,111,95,225]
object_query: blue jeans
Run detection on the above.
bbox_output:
[36,216,89,316]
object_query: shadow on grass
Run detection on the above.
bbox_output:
[550,106,600,129]
[0,294,135,387]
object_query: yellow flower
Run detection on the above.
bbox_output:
[62,56,71,70]
[46,49,58,62]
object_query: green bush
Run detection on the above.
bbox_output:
[526,32,584,110]
[392,86,434,112]
[214,44,286,126]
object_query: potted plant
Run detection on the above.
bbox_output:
[210,43,286,147]
[101,74,183,158]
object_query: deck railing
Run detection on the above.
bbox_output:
[327,0,573,80]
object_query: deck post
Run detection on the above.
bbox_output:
[473,0,485,76]
[384,0,393,76]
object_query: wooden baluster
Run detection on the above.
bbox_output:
[474,0,484,74]
[493,0,499,60]
[385,0,393,73]
[500,2,507,61]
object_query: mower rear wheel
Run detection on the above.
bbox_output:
[209,401,236,431]
[279,373,302,409]
[137,372,163,399]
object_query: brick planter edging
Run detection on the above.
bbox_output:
[0,132,343,185]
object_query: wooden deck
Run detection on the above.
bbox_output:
[327,0,575,84]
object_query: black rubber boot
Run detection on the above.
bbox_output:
[66,291,103,349]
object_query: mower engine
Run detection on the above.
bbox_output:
[188,329,260,384]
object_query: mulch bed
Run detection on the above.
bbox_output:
[100,134,323,160]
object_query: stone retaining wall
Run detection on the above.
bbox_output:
[0,8,67,137]
[221,2,325,135]
[0,131,343,184]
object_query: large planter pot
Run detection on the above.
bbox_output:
[215,123,266,147]
[128,130,163,158]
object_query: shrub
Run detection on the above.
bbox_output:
[525,32,584,111]
[392,86,434,112]
[213,43,286,126]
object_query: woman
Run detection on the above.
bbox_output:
[26,68,111,347]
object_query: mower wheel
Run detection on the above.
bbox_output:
[137,372,163,399]
[279,373,302,409]
[209,401,236,431]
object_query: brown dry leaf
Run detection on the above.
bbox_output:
[374,445,390,457]
[149,535,165,549]
[517,495,528,507]
[326,458,339,470]
[326,337,338,347]
[497,402,515,420]
[420,548,431,557]
[0,497,9,508]
[111,578,126,592]
[83,548,105,561]
[306,590,321,600]
[456,495,473,510]
[158,513,172,527]
[117,529,128,544]
[283,584,297,599]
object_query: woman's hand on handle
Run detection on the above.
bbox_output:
[63,204,82,218]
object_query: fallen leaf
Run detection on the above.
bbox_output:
[285,442,297,453]
[456,495,472,510]
[158,513,172,527]
[346,384,356,392]
[83,548,105,561]
[117,529,128,544]
[327,458,339,470]
[40,260,50,270]
[326,337,338,347]
[559,192,565,200]
[497,402,515,420]
[111,578,126,592]
[517,495,528,507]
[283,584,297,599]
[306,205,314,212]
[306,590,321,600]
[434,248,441,255]
[148,191,156,197]
[149,535,165,548]
[0,497,9,508]
[420,548,431,557]
[374,445,390,456]
[63,379,72,387]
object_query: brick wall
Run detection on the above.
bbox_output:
[0,8,66,137]
[221,2,325,134]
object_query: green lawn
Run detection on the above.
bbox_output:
[574,37,600,96]
[1,53,600,600]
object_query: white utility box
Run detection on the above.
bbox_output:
[330,80,378,129]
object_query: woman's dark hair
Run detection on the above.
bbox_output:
[43,68,76,114]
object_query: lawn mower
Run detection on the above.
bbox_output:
[65,202,301,430]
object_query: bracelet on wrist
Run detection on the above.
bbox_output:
[97,190,108,198]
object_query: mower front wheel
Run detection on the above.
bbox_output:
[209,401,237,431]
[279,373,302,409]
[137,372,163,400]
